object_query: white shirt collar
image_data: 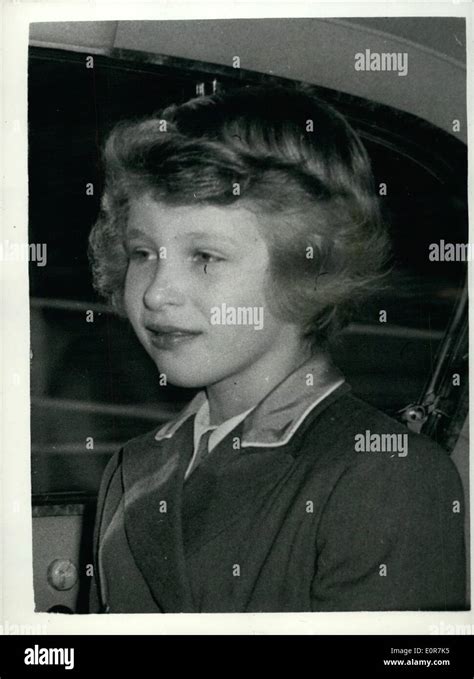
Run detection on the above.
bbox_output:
[184,399,254,480]
[155,350,346,449]
[192,398,254,454]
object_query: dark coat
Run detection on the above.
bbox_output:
[89,380,466,613]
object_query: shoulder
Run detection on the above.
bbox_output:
[96,424,165,499]
[298,391,464,509]
[99,426,156,475]
[122,424,167,452]
[308,396,466,610]
[304,390,456,463]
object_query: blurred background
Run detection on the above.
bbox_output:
[28,17,469,612]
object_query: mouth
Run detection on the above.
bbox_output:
[145,324,203,350]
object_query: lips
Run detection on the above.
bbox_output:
[145,323,203,350]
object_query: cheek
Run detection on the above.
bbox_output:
[123,269,142,320]
[222,266,268,305]
[259,267,285,322]
[207,304,282,352]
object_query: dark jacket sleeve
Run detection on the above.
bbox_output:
[311,435,466,611]
[88,450,122,614]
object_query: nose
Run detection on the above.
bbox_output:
[143,260,186,311]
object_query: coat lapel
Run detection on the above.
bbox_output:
[121,417,196,612]
[181,382,351,558]
[181,421,295,557]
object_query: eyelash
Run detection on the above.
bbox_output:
[191,251,224,264]
[128,248,155,262]
[126,248,224,264]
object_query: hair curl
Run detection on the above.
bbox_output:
[89,83,391,346]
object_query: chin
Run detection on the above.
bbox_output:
[161,372,210,389]
[151,358,217,389]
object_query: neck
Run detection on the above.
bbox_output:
[205,341,313,426]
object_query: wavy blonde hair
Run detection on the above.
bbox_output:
[89,84,390,346]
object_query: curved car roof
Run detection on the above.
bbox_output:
[29,17,467,142]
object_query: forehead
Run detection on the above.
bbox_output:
[126,194,265,244]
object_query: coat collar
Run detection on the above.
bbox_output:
[154,349,345,448]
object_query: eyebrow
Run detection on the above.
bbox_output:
[185,230,239,246]
[124,228,151,241]
[125,227,240,247]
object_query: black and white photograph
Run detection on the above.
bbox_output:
[26,16,469,618]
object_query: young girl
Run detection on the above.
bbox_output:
[88,84,465,613]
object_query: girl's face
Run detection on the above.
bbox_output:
[124,194,305,389]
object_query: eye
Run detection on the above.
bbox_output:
[191,251,223,264]
[128,247,157,263]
